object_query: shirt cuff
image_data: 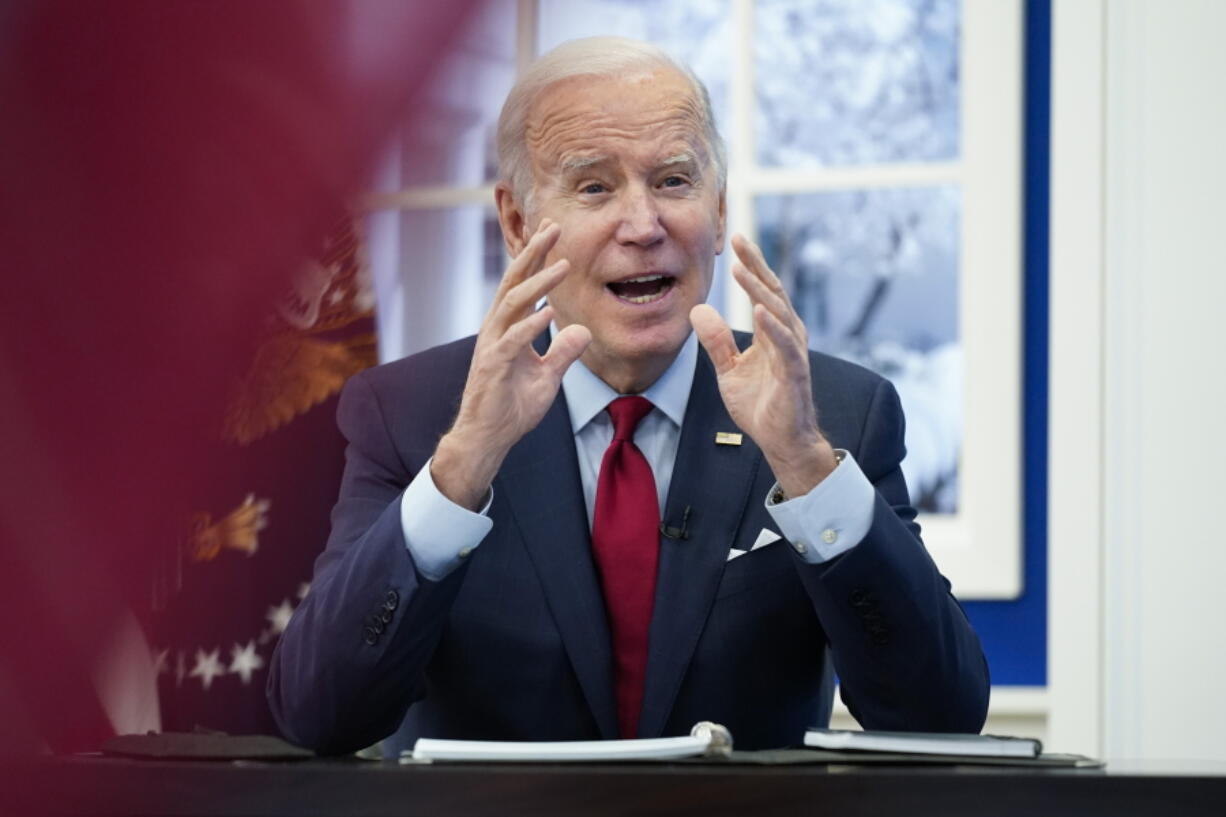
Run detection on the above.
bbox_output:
[764,449,875,564]
[399,456,494,580]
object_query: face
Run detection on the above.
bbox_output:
[498,69,726,389]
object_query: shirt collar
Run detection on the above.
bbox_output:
[555,324,698,434]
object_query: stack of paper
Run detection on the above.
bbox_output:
[406,721,732,763]
[804,728,1042,759]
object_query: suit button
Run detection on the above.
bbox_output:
[871,632,890,646]
[363,626,378,645]
[849,589,868,607]
[385,590,399,610]
[821,528,838,545]
[380,609,393,624]
[792,540,807,555]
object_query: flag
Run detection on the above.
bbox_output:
[154,218,378,736]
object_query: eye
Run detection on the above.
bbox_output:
[580,182,607,195]
[660,175,689,188]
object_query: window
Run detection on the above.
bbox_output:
[367,0,1022,598]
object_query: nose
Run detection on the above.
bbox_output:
[613,184,666,247]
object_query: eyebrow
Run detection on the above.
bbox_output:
[661,153,696,167]
[560,155,608,173]
[559,152,700,175]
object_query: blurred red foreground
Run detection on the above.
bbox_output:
[0,0,474,755]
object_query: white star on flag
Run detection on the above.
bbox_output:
[189,647,225,691]
[228,640,265,685]
[265,598,295,636]
[296,582,311,600]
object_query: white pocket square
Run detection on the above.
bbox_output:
[726,528,783,561]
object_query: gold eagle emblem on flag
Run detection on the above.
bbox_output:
[222,217,378,446]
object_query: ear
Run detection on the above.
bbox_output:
[714,187,727,255]
[495,183,530,258]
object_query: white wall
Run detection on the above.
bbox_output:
[1049,0,1226,761]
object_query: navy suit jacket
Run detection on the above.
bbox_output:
[268,332,989,755]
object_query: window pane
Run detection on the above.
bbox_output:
[537,0,732,149]
[396,1,516,188]
[757,187,961,513]
[755,0,960,167]
[372,205,504,361]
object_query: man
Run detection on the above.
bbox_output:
[268,37,989,755]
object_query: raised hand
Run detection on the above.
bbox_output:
[690,234,839,498]
[432,220,591,510]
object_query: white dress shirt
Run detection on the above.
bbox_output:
[398,331,876,580]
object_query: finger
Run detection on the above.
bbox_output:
[754,303,806,371]
[492,259,571,332]
[498,304,557,359]
[750,303,782,369]
[690,304,738,375]
[731,233,786,296]
[731,260,795,334]
[515,218,561,279]
[492,219,561,303]
[731,234,806,336]
[542,323,592,378]
[733,260,809,347]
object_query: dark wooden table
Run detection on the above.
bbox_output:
[6,755,1226,817]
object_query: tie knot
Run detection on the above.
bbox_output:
[606,396,654,441]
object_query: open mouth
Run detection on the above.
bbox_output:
[606,274,675,305]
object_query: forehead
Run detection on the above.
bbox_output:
[525,69,708,170]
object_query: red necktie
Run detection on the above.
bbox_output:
[591,396,660,739]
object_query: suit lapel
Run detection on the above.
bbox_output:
[637,345,764,738]
[494,332,618,739]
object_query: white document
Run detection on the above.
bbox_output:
[804,728,1042,759]
[407,722,732,763]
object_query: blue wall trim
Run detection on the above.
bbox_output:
[959,0,1050,686]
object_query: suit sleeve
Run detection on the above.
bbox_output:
[792,376,991,733]
[266,372,469,754]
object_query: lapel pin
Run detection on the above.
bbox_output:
[714,432,743,446]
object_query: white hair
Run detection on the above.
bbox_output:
[495,36,727,210]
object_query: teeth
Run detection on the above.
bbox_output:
[622,286,671,304]
[607,273,672,304]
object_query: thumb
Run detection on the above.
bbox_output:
[690,304,738,374]
[542,323,592,378]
